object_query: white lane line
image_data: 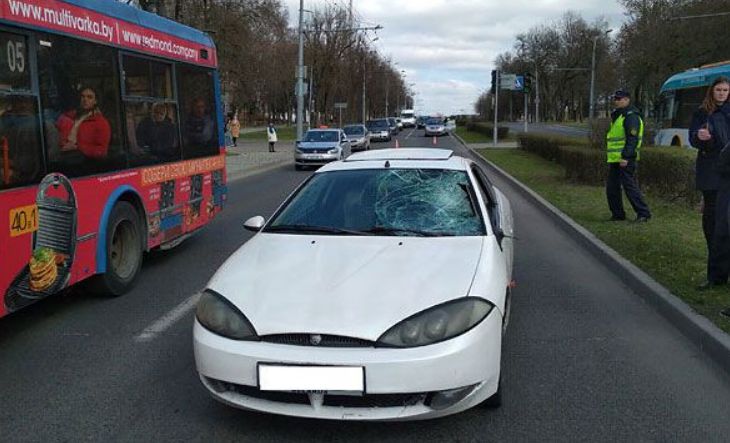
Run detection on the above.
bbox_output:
[405,128,415,139]
[134,292,201,342]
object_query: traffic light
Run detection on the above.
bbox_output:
[490,70,497,94]
[523,72,533,93]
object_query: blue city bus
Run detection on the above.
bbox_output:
[0,0,227,317]
[656,61,730,147]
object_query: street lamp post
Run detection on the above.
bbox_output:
[589,29,612,122]
[296,0,305,141]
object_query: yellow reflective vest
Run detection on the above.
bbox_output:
[606,110,644,163]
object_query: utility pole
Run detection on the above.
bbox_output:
[385,80,389,117]
[348,0,353,24]
[362,68,366,124]
[535,68,540,123]
[493,70,499,147]
[309,65,314,127]
[296,0,305,141]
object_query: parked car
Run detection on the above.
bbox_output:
[424,117,447,136]
[366,118,392,142]
[343,124,371,151]
[387,117,399,135]
[294,128,351,170]
[194,148,515,421]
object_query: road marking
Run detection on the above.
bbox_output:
[405,128,415,139]
[134,292,201,342]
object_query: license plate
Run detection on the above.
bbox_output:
[258,364,364,392]
[9,204,38,237]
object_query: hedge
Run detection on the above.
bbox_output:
[465,122,510,139]
[517,133,699,207]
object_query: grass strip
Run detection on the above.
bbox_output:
[240,126,297,142]
[454,126,515,143]
[477,148,730,334]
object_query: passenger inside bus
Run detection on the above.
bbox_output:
[56,86,111,160]
[0,96,42,186]
[184,97,215,149]
[135,102,179,162]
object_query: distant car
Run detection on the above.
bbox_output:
[367,119,392,142]
[395,118,403,130]
[295,129,351,170]
[401,109,416,128]
[416,116,427,129]
[194,148,515,421]
[424,117,447,136]
[387,117,399,135]
[343,124,371,151]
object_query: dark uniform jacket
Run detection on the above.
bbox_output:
[610,105,642,160]
[690,107,722,191]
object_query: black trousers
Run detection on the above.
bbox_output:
[708,188,730,283]
[702,190,717,252]
[606,161,651,219]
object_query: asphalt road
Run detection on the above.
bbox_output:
[2,128,730,442]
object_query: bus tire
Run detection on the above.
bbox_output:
[94,201,144,296]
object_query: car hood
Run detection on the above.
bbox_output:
[208,234,485,340]
[298,142,338,149]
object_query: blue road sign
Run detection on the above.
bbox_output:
[515,75,524,91]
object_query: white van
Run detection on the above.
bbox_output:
[400,109,416,128]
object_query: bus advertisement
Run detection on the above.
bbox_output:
[656,61,730,147]
[0,0,227,317]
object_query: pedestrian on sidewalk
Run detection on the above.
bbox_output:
[689,77,729,290]
[699,92,730,290]
[267,122,278,152]
[605,89,651,223]
[229,112,241,147]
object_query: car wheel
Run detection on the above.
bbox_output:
[91,201,143,296]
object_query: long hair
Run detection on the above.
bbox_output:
[701,76,730,114]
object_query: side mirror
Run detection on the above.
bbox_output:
[243,215,265,232]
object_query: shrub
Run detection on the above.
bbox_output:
[466,122,509,139]
[517,133,699,207]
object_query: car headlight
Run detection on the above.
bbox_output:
[377,298,494,347]
[328,147,340,154]
[295,148,304,154]
[196,290,258,340]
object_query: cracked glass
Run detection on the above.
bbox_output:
[269,168,485,237]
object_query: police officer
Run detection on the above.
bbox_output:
[605,89,651,222]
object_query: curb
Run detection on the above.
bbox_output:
[454,133,730,375]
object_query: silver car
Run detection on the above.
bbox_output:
[425,117,447,137]
[343,124,371,151]
[295,129,352,170]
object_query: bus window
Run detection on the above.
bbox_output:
[122,55,180,166]
[37,34,125,177]
[0,95,43,188]
[0,32,31,91]
[178,65,218,159]
[673,88,705,128]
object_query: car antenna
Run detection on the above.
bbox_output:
[384,160,390,168]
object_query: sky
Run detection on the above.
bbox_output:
[282,0,627,115]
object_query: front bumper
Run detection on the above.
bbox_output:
[193,311,502,421]
[371,132,390,141]
[295,151,339,165]
[425,128,446,136]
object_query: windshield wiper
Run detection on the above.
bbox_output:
[364,226,454,237]
[266,224,369,236]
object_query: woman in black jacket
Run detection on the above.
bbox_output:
[691,77,730,270]
[695,77,730,289]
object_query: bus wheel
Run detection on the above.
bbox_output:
[94,201,143,296]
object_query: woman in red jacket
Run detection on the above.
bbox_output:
[57,86,111,159]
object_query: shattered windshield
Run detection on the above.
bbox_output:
[267,169,485,237]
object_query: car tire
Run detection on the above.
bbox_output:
[91,201,143,296]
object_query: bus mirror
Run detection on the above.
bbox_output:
[244,216,265,232]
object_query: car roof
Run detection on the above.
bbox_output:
[307,128,340,132]
[318,148,469,172]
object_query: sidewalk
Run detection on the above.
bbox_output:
[468,141,519,149]
[225,140,294,181]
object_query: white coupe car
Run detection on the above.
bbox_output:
[194,148,515,421]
